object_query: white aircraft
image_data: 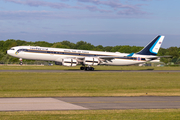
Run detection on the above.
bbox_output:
[7,35,165,71]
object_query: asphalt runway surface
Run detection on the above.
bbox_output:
[0,97,180,111]
[1,70,180,73]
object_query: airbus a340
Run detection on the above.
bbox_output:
[7,35,165,71]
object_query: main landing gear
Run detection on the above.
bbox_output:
[80,66,94,71]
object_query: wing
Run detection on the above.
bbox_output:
[75,56,115,62]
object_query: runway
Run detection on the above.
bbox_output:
[1,70,180,73]
[0,97,180,111]
[1,70,179,111]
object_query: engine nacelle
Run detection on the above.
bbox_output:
[83,57,99,66]
[62,58,77,67]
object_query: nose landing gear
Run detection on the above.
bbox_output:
[19,58,23,65]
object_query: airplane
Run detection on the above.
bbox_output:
[7,35,165,71]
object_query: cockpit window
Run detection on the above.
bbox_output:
[10,48,15,50]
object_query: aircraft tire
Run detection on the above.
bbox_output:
[85,67,89,71]
[19,62,23,65]
[90,67,94,71]
[84,67,94,71]
[80,67,85,70]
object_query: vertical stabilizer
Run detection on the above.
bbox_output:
[137,35,165,55]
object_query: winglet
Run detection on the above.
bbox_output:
[137,35,165,56]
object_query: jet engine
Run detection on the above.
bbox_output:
[83,57,99,66]
[62,58,78,67]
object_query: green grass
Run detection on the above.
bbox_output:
[0,109,180,120]
[0,65,180,70]
[0,72,180,97]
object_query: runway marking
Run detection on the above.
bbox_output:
[0,102,63,104]
[0,98,87,111]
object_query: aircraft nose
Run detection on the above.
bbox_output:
[6,50,11,55]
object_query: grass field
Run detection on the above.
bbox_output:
[0,109,180,120]
[0,65,180,70]
[0,71,180,97]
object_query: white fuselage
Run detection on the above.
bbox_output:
[7,46,157,66]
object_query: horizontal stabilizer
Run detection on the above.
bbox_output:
[147,55,172,60]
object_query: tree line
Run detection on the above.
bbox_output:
[0,39,180,65]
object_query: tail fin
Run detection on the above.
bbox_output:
[137,35,165,56]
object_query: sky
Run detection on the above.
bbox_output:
[0,0,180,48]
